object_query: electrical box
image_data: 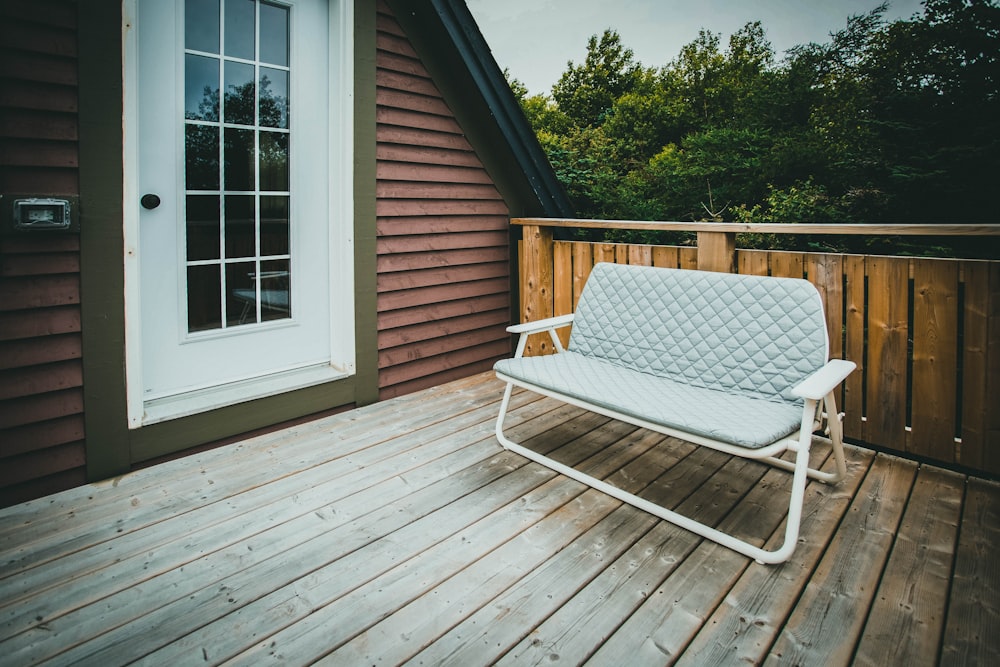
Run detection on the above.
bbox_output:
[1,194,80,235]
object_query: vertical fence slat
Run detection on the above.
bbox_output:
[806,253,845,361]
[679,247,698,270]
[738,249,769,276]
[770,251,805,279]
[986,263,1000,475]
[960,260,989,471]
[571,242,593,311]
[594,243,617,264]
[910,258,959,462]
[651,246,679,269]
[627,244,652,266]
[807,254,847,422]
[867,256,910,451]
[520,225,554,356]
[553,242,573,350]
[844,255,867,441]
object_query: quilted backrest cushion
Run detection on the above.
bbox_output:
[569,263,829,403]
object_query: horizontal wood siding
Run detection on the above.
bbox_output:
[375,1,511,399]
[0,0,79,194]
[0,235,85,507]
[0,1,84,507]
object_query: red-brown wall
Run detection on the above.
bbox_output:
[0,0,86,506]
[374,2,512,399]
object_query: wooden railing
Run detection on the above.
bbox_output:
[513,218,1000,477]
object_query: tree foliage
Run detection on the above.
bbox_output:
[511,1,1000,251]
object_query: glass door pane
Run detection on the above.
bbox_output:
[183,0,291,332]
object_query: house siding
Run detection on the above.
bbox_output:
[375,1,512,399]
[0,0,85,505]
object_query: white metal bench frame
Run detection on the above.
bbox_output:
[494,269,855,565]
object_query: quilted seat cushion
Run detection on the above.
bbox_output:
[495,352,804,449]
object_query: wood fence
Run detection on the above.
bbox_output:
[514,221,1000,476]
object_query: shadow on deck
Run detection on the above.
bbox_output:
[0,372,997,665]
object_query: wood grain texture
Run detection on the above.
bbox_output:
[941,476,1000,665]
[910,259,959,461]
[374,8,514,398]
[866,257,910,451]
[767,454,918,665]
[853,466,963,666]
[0,374,995,664]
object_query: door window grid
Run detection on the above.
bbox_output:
[184,0,291,333]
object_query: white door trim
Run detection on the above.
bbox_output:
[122,0,355,429]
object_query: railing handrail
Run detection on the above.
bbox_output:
[511,218,1000,236]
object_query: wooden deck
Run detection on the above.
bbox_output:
[1,372,997,666]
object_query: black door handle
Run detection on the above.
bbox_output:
[141,194,161,210]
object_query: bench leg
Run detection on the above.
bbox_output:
[495,382,820,565]
[761,391,848,485]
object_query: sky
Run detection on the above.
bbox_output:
[466,0,926,96]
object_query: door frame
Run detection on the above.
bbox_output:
[121,0,357,428]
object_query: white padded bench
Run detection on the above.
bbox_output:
[494,262,855,564]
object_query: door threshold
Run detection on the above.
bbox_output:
[139,363,350,427]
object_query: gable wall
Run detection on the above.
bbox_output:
[374,1,512,399]
[0,0,86,505]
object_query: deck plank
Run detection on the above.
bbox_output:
[0,373,995,666]
[0,373,501,565]
[218,421,646,665]
[765,454,919,666]
[673,448,875,666]
[501,454,775,666]
[585,444,838,665]
[940,476,1000,665]
[322,432,675,665]
[4,398,593,665]
[0,387,543,628]
[126,412,629,664]
[853,466,964,665]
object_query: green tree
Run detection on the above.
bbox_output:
[551,30,647,128]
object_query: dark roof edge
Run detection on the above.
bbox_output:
[422,0,574,217]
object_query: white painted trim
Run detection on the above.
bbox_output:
[141,363,349,425]
[328,0,356,375]
[122,0,144,428]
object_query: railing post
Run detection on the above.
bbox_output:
[697,231,737,273]
[521,224,554,356]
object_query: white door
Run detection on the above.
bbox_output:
[131,0,351,424]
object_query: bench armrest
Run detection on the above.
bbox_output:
[791,359,857,401]
[506,313,575,335]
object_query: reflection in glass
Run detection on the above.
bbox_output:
[260,196,289,256]
[259,68,288,128]
[259,131,288,191]
[186,195,220,261]
[224,0,256,60]
[186,125,220,190]
[260,2,289,66]
[224,61,255,125]
[224,128,255,191]
[260,259,290,321]
[225,195,255,259]
[185,0,220,53]
[226,261,257,326]
[185,54,219,121]
[188,264,222,331]
[184,0,295,333]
